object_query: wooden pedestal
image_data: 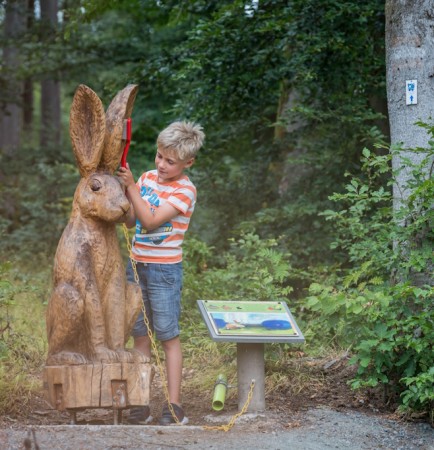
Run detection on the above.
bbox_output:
[43,362,153,422]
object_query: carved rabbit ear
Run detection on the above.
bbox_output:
[99,84,139,173]
[69,85,106,177]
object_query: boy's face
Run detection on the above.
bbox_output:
[155,146,194,183]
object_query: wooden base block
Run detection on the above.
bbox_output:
[43,362,153,411]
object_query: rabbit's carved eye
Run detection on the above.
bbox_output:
[90,178,102,192]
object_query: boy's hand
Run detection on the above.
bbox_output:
[117,163,135,190]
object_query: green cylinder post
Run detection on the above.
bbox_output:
[212,374,228,411]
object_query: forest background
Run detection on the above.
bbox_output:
[0,0,432,424]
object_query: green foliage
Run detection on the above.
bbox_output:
[0,142,77,259]
[321,145,393,272]
[349,284,433,385]
[0,263,47,364]
[401,367,434,422]
[0,263,47,416]
[304,125,434,416]
[0,261,14,357]
[183,232,293,306]
[305,281,391,345]
[173,0,385,127]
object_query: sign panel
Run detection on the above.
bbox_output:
[406,79,417,105]
[197,300,305,343]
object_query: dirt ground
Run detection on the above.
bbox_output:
[0,355,416,427]
[1,355,433,449]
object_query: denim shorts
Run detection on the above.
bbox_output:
[126,260,183,342]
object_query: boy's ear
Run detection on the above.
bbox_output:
[184,158,195,168]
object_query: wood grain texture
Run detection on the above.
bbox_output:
[43,362,153,410]
[69,85,106,177]
[101,84,139,172]
[46,84,143,366]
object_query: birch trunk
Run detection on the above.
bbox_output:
[386,0,434,206]
[385,0,434,286]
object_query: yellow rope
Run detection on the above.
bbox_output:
[122,223,256,430]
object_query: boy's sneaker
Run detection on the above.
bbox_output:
[127,406,153,425]
[159,403,189,426]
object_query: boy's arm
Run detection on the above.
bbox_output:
[126,183,180,229]
[118,165,180,229]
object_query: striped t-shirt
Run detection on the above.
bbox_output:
[131,170,196,264]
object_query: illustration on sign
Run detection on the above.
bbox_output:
[201,300,299,337]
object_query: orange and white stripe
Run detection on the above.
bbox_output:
[131,170,196,264]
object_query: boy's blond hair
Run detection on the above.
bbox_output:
[157,121,205,161]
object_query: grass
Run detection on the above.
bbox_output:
[0,264,49,416]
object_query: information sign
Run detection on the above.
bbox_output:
[197,300,305,343]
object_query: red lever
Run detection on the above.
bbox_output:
[121,118,132,168]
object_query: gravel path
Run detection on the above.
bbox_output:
[1,407,433,450]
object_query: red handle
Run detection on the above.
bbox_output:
[121,118,132,168]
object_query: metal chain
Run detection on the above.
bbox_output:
[122,224,180,424]
[202,380,256,432]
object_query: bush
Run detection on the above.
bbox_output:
[183,232,293,305]
[304,125,434,420]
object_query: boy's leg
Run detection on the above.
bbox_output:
[161,336,183,405]
[145,262,187,424]
[134,335,152,359]
[160,335,188,425]
[147,262,183,405]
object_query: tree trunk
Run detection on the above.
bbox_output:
[40,0,61,149]
[385,0,434,286]
[274,86,310,198]
[386,0,434,205]
[23,0,35,137]
[0,0,26,157]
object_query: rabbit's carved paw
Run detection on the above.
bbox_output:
[46,351,89,366]
[115,349,135,363]
[93,346,119,363]
[129,348,151,364]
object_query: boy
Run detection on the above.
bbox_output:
[117,121,205,425]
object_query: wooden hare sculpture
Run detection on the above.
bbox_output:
[46,84,143,366]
